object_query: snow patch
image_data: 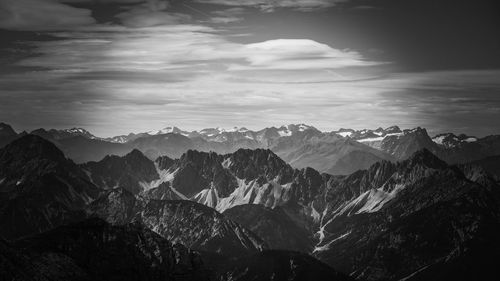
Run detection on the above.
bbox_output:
[337,131,352,137]
[333,184,405,217]
[313,230,352,253]
[140,166,179,191]
[278,129,292,137]
[298,124,310,131]
[171,186,188,200]
[193,177,293,213]
[399,265,431,281]
[193,187,219,209]
[357,136,385,143]
[222,158,233,169]
[432,135,446,145]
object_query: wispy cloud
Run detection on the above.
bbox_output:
[1,0,499,138]
[193,0,348,12]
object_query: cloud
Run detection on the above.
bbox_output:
[116,3,191,27]
[234,39,376,70]
[193,0,348,12]
[212,7,247,16]
[0,0,96,31]
[209,16,244,24]
[18,25,374,73]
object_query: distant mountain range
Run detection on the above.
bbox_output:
[2,122,500,176]
[1,124,500,280]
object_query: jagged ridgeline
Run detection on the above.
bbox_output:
[1,129,500,281]
[3,123,500,175]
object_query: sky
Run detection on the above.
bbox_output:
[0,0,500,137]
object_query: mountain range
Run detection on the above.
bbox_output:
[2,123,500,176]
[1,123,500,281]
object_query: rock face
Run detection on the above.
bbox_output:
[272,133,394,175]
[0,122,20,148]
[379,127,440,160]
[9,218,210,281]
[30,128,132,164]
[217,250,353,281]
[467,154,500,179]
[2,123,500,281]
[130,133,195,159]
[312,149,500,281]
[345,125,500,166]
[87,188,266,257]
[0,135,100,239]
[0,237,88,281]
[158,148,329,213]
[140,200,266,256]
[224,204,314,253]
[82,149,160,194]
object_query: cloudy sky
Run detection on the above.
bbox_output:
[1,0,499,137]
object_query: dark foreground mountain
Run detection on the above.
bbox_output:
[216,250,353,281]
[313,149,500,280]
[30,128,132,163]
[0,122,21,148]
[81,149,160,194]
[224,204,314,253]
[467,154,500,179]
[0,135,100,239]
[87,188,266,256]
[3,218,210,281]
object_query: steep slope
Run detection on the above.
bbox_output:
[0,122,19,148]
[130,133,194,159]
[140,200,266,256]
[82,149,160,194]
[436,136,500,164]
[31,128,97,141]
[0,238,88,281]
[312,149,500,281]
[161,149,329,213]
[348,126,500,166]
[272,133,393,175]
[0,135,100,239]
[432,133,477,148]
[13,218,210,281]
[86,188,141,225]
[30,129,132,163]
[467,154,500,178]
[224,204,314,253]
[57,136,132,163]
[217,250,353,281]
[326,149,390,175]
[87,188,266,257]
[336,126,403,147]
[379,127,440,160]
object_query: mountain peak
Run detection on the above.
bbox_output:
[385,125,401,133]
[403,148,448,170]
[125,148,146,158]
[0,134,67,163]
[0,122,17,137]
[62,127,96,138]
[286,124,317,132]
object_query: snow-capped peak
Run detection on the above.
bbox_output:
[65,128,88,134]
[62,128,97,139]
[225,127,250,133]
[147,126,188,136]
[432,133,477,148]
